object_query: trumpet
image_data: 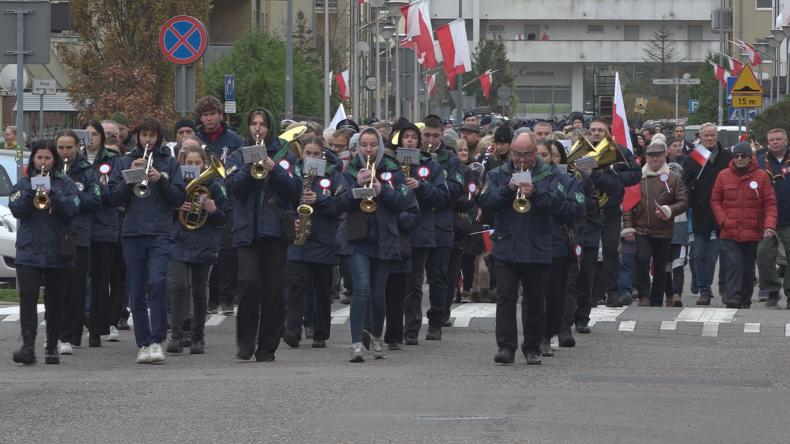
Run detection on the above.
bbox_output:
[251,135,268,180]
[133,145,154,198]
[359,155,378,213]
[512,167,531,213]
[34,169,51,210]
[63,157,69,175]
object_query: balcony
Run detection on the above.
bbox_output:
[431,0,718,22]
[503,39,718,64]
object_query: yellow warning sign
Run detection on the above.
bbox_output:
[731,67,764,95]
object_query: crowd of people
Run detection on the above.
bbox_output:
[7,97,788,367]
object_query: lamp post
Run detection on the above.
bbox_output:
[380,21,395,123]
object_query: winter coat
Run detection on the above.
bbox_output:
[196,121,244,160]
[64,154,102,247]
[403,150,448,248]
[550,168,586,259]
[757,149,790,227]
[433,145,466,248]
[170,177,228,264]
[89,148,121,243]
[622,163,688,239]
[682,142,733,235]
[711,159,777,242]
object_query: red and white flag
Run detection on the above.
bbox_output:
[728,57,745,76]
[426,73,436,97]
[437,19,472,90]
[335,70,349,101]
[711,62,730,88]
[480,69,493,100]
[734,40,763,66]
[689,144,712,167]
[611,72,633,153]
[400,1,437,68]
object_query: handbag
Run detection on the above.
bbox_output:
[49,213,77,261]
[345,210,369,242]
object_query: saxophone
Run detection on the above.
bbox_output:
[294,167,316,246]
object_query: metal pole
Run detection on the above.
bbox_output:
[456,0,463,126]
[38,93,43,138]
[15,12,25,179]
[717,0,724,126]
[786,42,790,99]
[323,0,330,127]
[384,42,390,123]
[350,1,358,119]
[285,0,294,119]
[375,14,381,121]
[394,38,400,118]
[413,51,419,121]
[675,81,679,120]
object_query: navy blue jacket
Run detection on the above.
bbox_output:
[591,146,641,214]
[170,177,228,264]
[109,146,186,238]
[10,171,80,268]
[391,180,421,274]
[478,159,565,264]
[287,149,345,265]
[196,122,244,160]
[64,154,101,247]
[433,146,466,248]
[225,142,302,247]
[758,150,790,227]
[577,170,603,248]
[550,168,585,259]
[404,150,448,248]
[335,154,412,261]
[90,148,121,243]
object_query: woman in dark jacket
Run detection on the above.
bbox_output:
[11,143,80,365]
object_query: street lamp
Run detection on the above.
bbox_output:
[381,22,395,122]
[386,0,409,14]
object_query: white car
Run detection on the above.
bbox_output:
[0,204,16,281]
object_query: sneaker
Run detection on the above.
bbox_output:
[425,327,442,341]
[107,326,120,342]
[696,295,712,305]
[575,322,591,334]
[148,343,165,364]
[404,336,418,346]
[550,335,560,351]
[387,342,401,351]
[349,342,366,363]
[44,349,59,364]
[190,339,205,354]
[166,337,183,354]
[371,338,386,359]
[539,339,554,357]
[57,341,73,355]
[311,339,326,348]
[179,333,192,348]
[136,346,152,364]
[117,318,131,331]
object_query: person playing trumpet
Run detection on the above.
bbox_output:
[10,143,80,365]
[109,118,186,364]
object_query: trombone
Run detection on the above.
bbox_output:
[133,145,154,198]
[359,155,377,213]
[34,168,51,210]
[512,167,531,213]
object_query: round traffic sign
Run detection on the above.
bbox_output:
[159,15,208,65]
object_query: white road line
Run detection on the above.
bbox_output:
[1,314,18,322]
[618,320,636,332]
[331,306,350,325]
[588,306,627,327]
[743,323,760,334]
[677,308,737,323]
[204,315,225,327]
[451,303,496,327]
[701,322,719,337]
[660,321,677,331]
[0,304,45,315]
[785,324,790,337]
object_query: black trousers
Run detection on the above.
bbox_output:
[236,238,287,356]
[60,247,90,345]
[18,266,69,349]
[285,261,334,341]
[384,272,409,344]
[721,239,759,307]
[495,261,549,354]
[635,235,672,307]
[545,256,569,338]
[89,242,118,335]
[404,247,450,337]
[665,243,686,299]
[562,246,597,330]
[209,222,237,308]
[110,242,127,324]
[445,245,463,318]
[340,255,353,295]
[601,211,622,300]
[461,254,476,292]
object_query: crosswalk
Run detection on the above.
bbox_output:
[2,303,790,338]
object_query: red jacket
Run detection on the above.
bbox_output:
[710,159,777,242]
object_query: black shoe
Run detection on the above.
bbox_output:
[619,294,633,306]
[557,330,576,347]
[255,353,275,362]
[539,340,554,357]
[88,333,101,348]
[575,322,591,334]
[166,337,183,354]
[404,336,418,346]
[766,292,780,307]
[180,333,192,348]
[190,339,205,354]
[311,339,326,348]
[605,294,622,308]
[44,349,59,364]
[494,348,515,364]
[525,350,542,365]
[117,318,131,331]
[425,327,442,341]
[725,302,739,309]
[12,345,35,365]
[236,343,255,360]
[282,329,300,348]
[696,295,712,305]
[387,342,401,351]
[442,319,452,327]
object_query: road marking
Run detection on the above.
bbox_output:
[702,322,719,337]
[660,321,677,331]
[618,320,636,332]
[0,304,45,315]
[677,308,736,323]
[743,323,760,334]
[2,314,18,321]
[451,303,496,327]
[205,315,225,327]
[588,306,626,327]
[785,323,790,337]
[331,306,350,325]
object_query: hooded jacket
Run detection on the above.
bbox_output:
[711,159,777,242]
[757,149,790,227]
[196,121,244,160]
[432,143,466,248]
[90,147,121,243]
[622,163,688,239]
[682,142,732,235]
[64,153,102,247]
[170,177,228,264]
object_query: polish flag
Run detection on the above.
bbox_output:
[728,58,745,76]
[734,40,763,66]
[711,62,730,88]
[436,19,472,90]
[335,70,349,101]
[400,1,437,68]
[611,72,633,153]
[426,73,436,97]
[480,69,493,100]
[689,144,712,167]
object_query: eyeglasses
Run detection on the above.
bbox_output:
[511,150,535,158]
[733,153,750,159]
[331,143,348,149]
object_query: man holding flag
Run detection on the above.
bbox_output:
[682,123,733,305]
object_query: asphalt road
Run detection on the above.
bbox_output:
[1,303,789,443]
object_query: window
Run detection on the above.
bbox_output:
[756,0,772,9]
[525,24,540,41]
[51,2,73,33]
[487,24,504,40]
[687,25,703,40]
[624,25,639,41]
[587,24,604,33]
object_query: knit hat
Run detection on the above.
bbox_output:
[111,111,131,127]
[732,141,752,156]
[174,118,196,134]
[494,125,514,143]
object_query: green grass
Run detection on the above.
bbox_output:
[0,288,18,303]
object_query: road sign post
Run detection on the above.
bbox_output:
[33,78,55,138]
[652,78,701,120]
[224,75,236,114]
[730,67,764,109]
[159,15,207,116]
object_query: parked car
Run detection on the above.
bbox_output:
[0,148,25,206]
[0,204,16,283]
[682,125,746,149]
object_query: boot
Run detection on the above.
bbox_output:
[638,296,650,307]
[12,330,36,365]
[460,290,472,304]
